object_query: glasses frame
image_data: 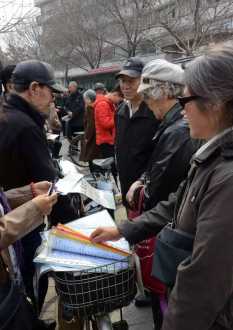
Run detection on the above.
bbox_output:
[177,95,203,108]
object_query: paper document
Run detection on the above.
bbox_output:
[34,211,131,272]
[56,160,84,194]
[73,179,116,209]
[46,133,59,141]
[56,162,116,209]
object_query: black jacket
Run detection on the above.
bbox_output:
[65,91,85,129]
[115,101,159,206]
[0,94,56,190]
[142,103,197,210]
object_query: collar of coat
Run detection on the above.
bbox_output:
[117,100,154,120]
[193,127,233,164]
[152,102,184,141]
[4,94,46,129]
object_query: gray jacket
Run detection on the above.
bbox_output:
[119,129,233,330]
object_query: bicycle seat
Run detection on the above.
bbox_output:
[93,157,114,169]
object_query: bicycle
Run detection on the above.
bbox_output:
[53,256,136,329]
[68,131,89,168]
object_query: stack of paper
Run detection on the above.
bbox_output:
[34,210,131,271]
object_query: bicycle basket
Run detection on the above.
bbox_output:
[53,257,136,318]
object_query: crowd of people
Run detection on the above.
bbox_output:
[1,42,233,330]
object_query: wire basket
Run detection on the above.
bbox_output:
[53,256,136,318]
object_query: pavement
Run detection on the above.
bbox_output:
[39,137,154,329]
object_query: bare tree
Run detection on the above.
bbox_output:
[0,0,38,34]
[42,0,106,71]
[96,0,154,58]
[3,18,48,63]
[150,0,233,56]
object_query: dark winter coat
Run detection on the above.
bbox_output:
[119,128,233,330]
[65,90,85,130]
[0,94,56,190]
[142,103,197,210]
[115,101,159,206]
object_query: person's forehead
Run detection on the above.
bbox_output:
[119,75,140,82]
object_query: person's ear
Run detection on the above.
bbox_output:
[6,82,14,93]
[29,81,40,96]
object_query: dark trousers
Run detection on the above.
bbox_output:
[151,292,163,330]
[99,144,117,179]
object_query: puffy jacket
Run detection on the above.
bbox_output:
[142,103,197,210]
[118,128,233,330]
[94,95,116,145]
[115,101,159,206]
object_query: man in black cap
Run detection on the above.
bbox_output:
[0,60,67,329]
[115,57,159,212]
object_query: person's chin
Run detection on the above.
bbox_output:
[123,93,134,100]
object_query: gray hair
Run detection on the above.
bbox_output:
[68,81,78,88]
[185,43,233,107]
[83,89,96,103]
[146,81,183,100]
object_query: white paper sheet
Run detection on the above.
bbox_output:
[46,133,59,141]
[56,160,84,194]
[56,160,116,209]
[72,179,116,210]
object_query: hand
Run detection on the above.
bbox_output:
[33,193,58,216]
[90,227,122,243]
[126,180,143,206]
[68,111,72,117]
[33,181,51,196]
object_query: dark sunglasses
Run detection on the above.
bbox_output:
[177,95,203,108]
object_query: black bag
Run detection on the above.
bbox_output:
[0,281,36,330]
[152,224,194,287]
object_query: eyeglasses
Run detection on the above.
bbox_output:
[177,95,203,108]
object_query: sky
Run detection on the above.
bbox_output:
[0,0,38,29]
[0,0,38,48]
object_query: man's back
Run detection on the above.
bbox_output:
[116,101,159,206]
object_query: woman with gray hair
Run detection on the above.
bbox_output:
[91,43,233,329]
[80,89,102,169]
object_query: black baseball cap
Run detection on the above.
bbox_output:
[116,57,144,79]
[12,60,67,93]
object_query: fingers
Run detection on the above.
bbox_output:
[48,192,58,205]
[90,228,103,242]
[90,227,121,243]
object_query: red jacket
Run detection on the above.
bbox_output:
[94,95,116,145]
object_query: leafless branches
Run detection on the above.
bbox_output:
[152,0,233,56]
